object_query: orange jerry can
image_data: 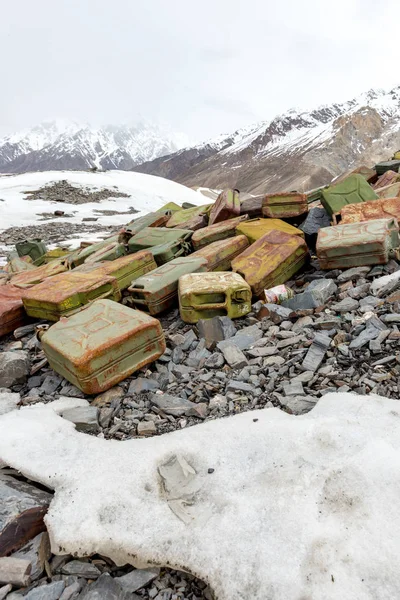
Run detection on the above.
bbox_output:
[40,299,166,394]
[10,259,68,289]
[232,230,308,297]
[191,215,248,250]
[340,197,400,225]
[208,189,240,226]
[262,192,308,218]
[191,235,249,271]
[21,271,121,321]
[0,285,28,338]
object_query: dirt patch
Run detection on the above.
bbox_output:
[24,180,135,205]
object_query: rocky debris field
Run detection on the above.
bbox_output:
[0,223,120,248]
[24,180,131,205]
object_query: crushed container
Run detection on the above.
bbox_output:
[191,215,248,250]
[179,272,251,323]
[40,299,166,394]
[148,239,192,266]
[208,189,240,225]
[15,239,47,266]
[124,212,171,236]
[235,217,304,243]
[232,230,308,297]
[191,235,249,271]
[321,174,378,217]
[262,192,308,218]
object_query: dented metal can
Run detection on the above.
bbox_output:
[191,215,248,250]
[376,182,400,199]
[373,170,400,190]
[208,189,240,226]
[263,285,294,304]
[179,272,251,323]
[262,192,308,218]
[40,299,166,394]
[321,174,378,217]
[339,197,400,225]
[235,217,304,243]
[66,234,120,268]
[15,239,47,266]
[191,235,249,271]
[85,241,127,264]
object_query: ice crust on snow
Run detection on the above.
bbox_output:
[1,393,400,599]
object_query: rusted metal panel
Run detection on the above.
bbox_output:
[155,201,181,213]
[191,215,248,250]
[321,174,378,217]
[191,235,249,271]
[0,285,27,338]
[340,198,400,225]
[128,256,208,315]
[66,234,119,268]
[43,248,71,262]
[334,166,378,186]
[171,214,208,231]
[6,255,36,274]
[208,189,240,226]
[15,239,47,266]
[124,212,171,235]
[149,240,192,266]
[235,218,304,244]
[10,259,68,289]
[231,231,308,297]
[74,251,157,290]
[179,272,251,323]
[373,170,400,190]
[240,195,263,218]
[262,192,308,218]
[84,241,126,264]
[317,218,399,270]
[21,271,121,321]
[128,227,193,253]
[40,299,166,394]
[166,204,211,228]
[376,182,400,199]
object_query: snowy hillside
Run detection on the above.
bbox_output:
[0,120,189,174]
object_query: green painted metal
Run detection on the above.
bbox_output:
[321,174,378,217]
[128,227,193,253]
[15,239,48,266]
[374,160,400,176]
[67,234,119,268]
[74,251,157,290]
[166,204,211,228]
[262,193,308,218]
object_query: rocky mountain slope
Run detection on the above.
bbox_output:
[133,86,400,193]
[0,120,188,173]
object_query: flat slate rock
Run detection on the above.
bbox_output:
[24,581,65,600]
[60,560,100,579]
[150,394,198,417]
[114,567,160,592]
[79,573,135,600]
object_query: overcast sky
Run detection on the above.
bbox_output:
[1,0,398,142]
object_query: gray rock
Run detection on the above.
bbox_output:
[283,381,304,396]
[347,283,370,299]
[381,314,400,323]
[263,355,285,367]
[171,346,185,364]
[331,298,359,312]
[209,394,227,409]
[280,395,318,415]
[337,267,371,282]
[79,574,133,599]
[283,280,337,310]
[61,407,99,433]
[0,351,29,388]
[168,333,185,348]
[302,333,331,372]
[226,381,254,394]
[24,581,66,600]
[60,561,100,579]
[137,421,157,436]
[257,304,293,324]
[27,376,43,390]
[150,393,198,417]
[276,335,304,349]
[59,384,85,398]
[58,581,83,600]
[186,339,211,367]
[299,207,331,239]
[246,346,276,358]
[204,353,225,369]
[292,316,314,332]
[40,374,62,395]
[128,378,159,395]
[0,391,20,416]
[115,568,160,592]
[12,532,50,581]
[197,316,237,343]
[291,371,314,383]
[180,330,197,351]
[0,584,11,600]
[217,342,248,369]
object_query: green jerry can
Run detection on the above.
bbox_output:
[156,201,182,213]
[316,218,400,270]
[74,250,157,291]
[235,218,304,243]
[208,189,240,226]
[321,174,379,217]
[166,204,211,228]
[67,234,120,268]
[262,193,308,218]
[128,227,193,253]
[84,241,126,264]
[333,166,378,186]
[15,239,48,266]
[232,230,309,297]
[374,160,400,176]
[191,215,248,250]
[179,272,252,323]
[21,271,121,321]
[191,235,249,271]
[40,299,166,394]
[128,256,208,315]
[149,240,192,266]
[123,212,171,236]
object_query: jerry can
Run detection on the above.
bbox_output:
[191,215,248,250]
[305,187,325,204]
[7,253,36,274]
[376,182,400,199]
[128,227,193,253]
[339,198,400,225]
[373,170,400,190]
[208,189,240,226]
[316,218,399,270]
[166,204,211,228]
[40,299,166,394]
[10,259,68,289]
[321,174,378,217]
[374,160,400,176]
[179,272,251,323]
[149,239,192,266]
[84,241,126,264]
[240,196,263,218]
[43,248,71,262]
[232,230,309,297]
[128,256,208,315]
[191,235,249,271]
[0,285,28,338]
[15,239,48,266]
[156,201,181,213]
[21,271,121,321]
[67,234,120,268]
[262,192,308,218]
[74,250,157,291]
[333,166,378,186]
[124,212,171,236]
[235,218,304,244]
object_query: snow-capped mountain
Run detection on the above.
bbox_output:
[0,120,189,173]
[133,86,400,193]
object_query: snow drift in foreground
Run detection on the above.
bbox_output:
[0,392,399,599]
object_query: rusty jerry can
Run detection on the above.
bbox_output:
[235,218,304,244]
[0,285,28,338]
[40,299,166,394]
[128,227,193,253]
[128,256,208,315]
[21,271,121,321]
[339,198,400,225]
[375,160,400,176]
[84,241,126,264]
[240,195,263,218]
[15,239,48,266]
[179,272,251,323]
[166,204,211,228]
[191,235,249,271]
[316,218,400,270]
[43,248,71,262]
[376,182,400,199]
[67,234,119,268]
[208,189,240,225]
[6,254,36,274]
[148,239,192,266]
[74,251,157,291]
[191,215,248,250]
[123,212,171,236]
[232,230,309,297]
[373,170,400,190]
[321,174,379,217]
[10,259,68,289]
[334,166,378,186]
[262,192,308,218]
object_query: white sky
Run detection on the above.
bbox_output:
[1,0,399,142]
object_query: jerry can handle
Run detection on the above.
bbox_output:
[79,281,121,304]
[189,300,227,310]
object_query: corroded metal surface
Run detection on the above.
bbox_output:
[317,218,399,269]
[178,272,251,323]
[85,242,126,264]
[124,212,171,235]
[166,205,211,228]
[235,217,304,244]
[192,215,248,250]
[340,198,400,225]
[231,230,308,297]
[128,227,193,253]
[262,192,308,218]
[66,234,119,268]
[321,174,378,217]
[373,170,400,190]
[334,165,378,186]
[208,189,240,226]
[128,256,207,315]
[15,239,47,266]
[376,182,400,199]
[10,259,68,289]
[191,235,249,271]
[0,285,27,338]
[41,299,166,394]
[21,272,121,321]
